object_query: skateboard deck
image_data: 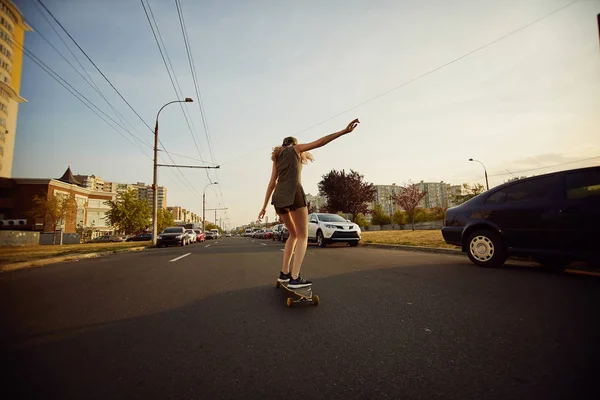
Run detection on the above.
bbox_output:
[275,280,320,307]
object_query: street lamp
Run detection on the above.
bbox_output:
[152,98,193,246]
[203,182,218,233]
[469,158,489,191]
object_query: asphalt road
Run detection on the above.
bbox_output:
[1,237,599,400]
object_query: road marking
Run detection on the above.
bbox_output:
[205,244,211,248]
[169,253,191,262]
[260,243,267,246]
[280,249,284,252]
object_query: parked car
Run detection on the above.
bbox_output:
[253,229,264,238]
[272,224,284,241]
[185,229,197,244]
[280,225,289,243]
[205,231,215,240]
[210,229,220,239]
[194,229,205,242]
[157,226,188,247]
[244,228,253,237]
[263,229,273,240]
[87,235,123,243]
[126,233,152,242]
[308,213,361,247]
[441,166,600,270]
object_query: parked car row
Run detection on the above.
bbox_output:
[245,213,362,247]
[156,227,211,247]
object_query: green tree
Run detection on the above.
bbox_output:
[29,192,78,243]
[104,189,151,234]
[450,183,486,206]
[318,169,376,223]
[370,204,391,226]
[392,210,407,225]
[354,213,369,228]
[204,222,220,232]
[157,209,175,233]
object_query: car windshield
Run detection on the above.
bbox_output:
[317,214,348,223]
[186,230,193,233]
[163,228,183,233]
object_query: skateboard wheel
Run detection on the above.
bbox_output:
[313,295,320,306]
[275,281,280,288]
[286,297,294,307]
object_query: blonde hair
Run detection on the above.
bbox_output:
[271,145,313,164]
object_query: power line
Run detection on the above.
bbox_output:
[219,0,582,166]
[34,0,207,203]
[175,0,227,208]
[488,156,600,177]
[142,0,207,167]
[15,40,153,158]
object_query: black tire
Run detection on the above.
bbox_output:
[317,231,327,248]
[466,230,507,268]
[349,241,359,247]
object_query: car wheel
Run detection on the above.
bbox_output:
[466,230,506,268]
[533,255,569,272]
[317,231,326,248]
[349,241,358,247]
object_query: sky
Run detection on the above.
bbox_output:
[11,0,600,229]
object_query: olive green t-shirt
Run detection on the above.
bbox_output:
[271,145,303,208]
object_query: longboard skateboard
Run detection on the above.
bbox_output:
[275,280,320,307]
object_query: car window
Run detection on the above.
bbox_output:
[484,189,507,205]
[566,169,600,201]
[317,214,347,222]
[310,215,318,223]
[163,228,183,233]
[504,175,558,204]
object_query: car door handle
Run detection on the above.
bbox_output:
[559,207,577,214]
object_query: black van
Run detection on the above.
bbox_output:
[441,166,600,270]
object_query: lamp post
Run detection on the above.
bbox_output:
[152,98,193,246]
[469,158,489,191]
[203,182,218,233]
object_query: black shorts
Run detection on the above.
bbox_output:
[274,185,307,215]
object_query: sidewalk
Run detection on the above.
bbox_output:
[0,245,150,273]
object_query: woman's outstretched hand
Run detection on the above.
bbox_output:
[344,118,360,133]
[258,208,266,221]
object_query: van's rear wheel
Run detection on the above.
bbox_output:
[466,230,507,268]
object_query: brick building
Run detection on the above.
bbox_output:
[0,166,115,234]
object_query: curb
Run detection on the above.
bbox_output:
[360,242,463,256]
[359,242,600,277]
[0,246,149,273]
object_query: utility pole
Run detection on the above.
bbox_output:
[151,97,220,246]
[205,208,228,229]
[203,182,218,233]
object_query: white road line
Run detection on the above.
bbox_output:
[205,244,211,248]
[260,243,267,246]
[169,253,191,262]
[280,249,284,252]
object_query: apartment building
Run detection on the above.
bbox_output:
[0,0,30,178]
[371,181,463,213]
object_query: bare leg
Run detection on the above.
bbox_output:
[278,212,297,274]
[288,207,308,279]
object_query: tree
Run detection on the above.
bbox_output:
[29,192,78,244]
[450,183,486,206]
[392,182,427,231]
[204,222,220,232]
[157,209,175,233]
[307,201,318,214]
[370,204,391,226]
[104,189,151,234]
[318,169,376,223]
[76,223,97,243]
[392,210,407,225]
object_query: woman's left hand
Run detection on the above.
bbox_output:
[258,208,266,221]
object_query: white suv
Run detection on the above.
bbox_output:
[308,213,361,247]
